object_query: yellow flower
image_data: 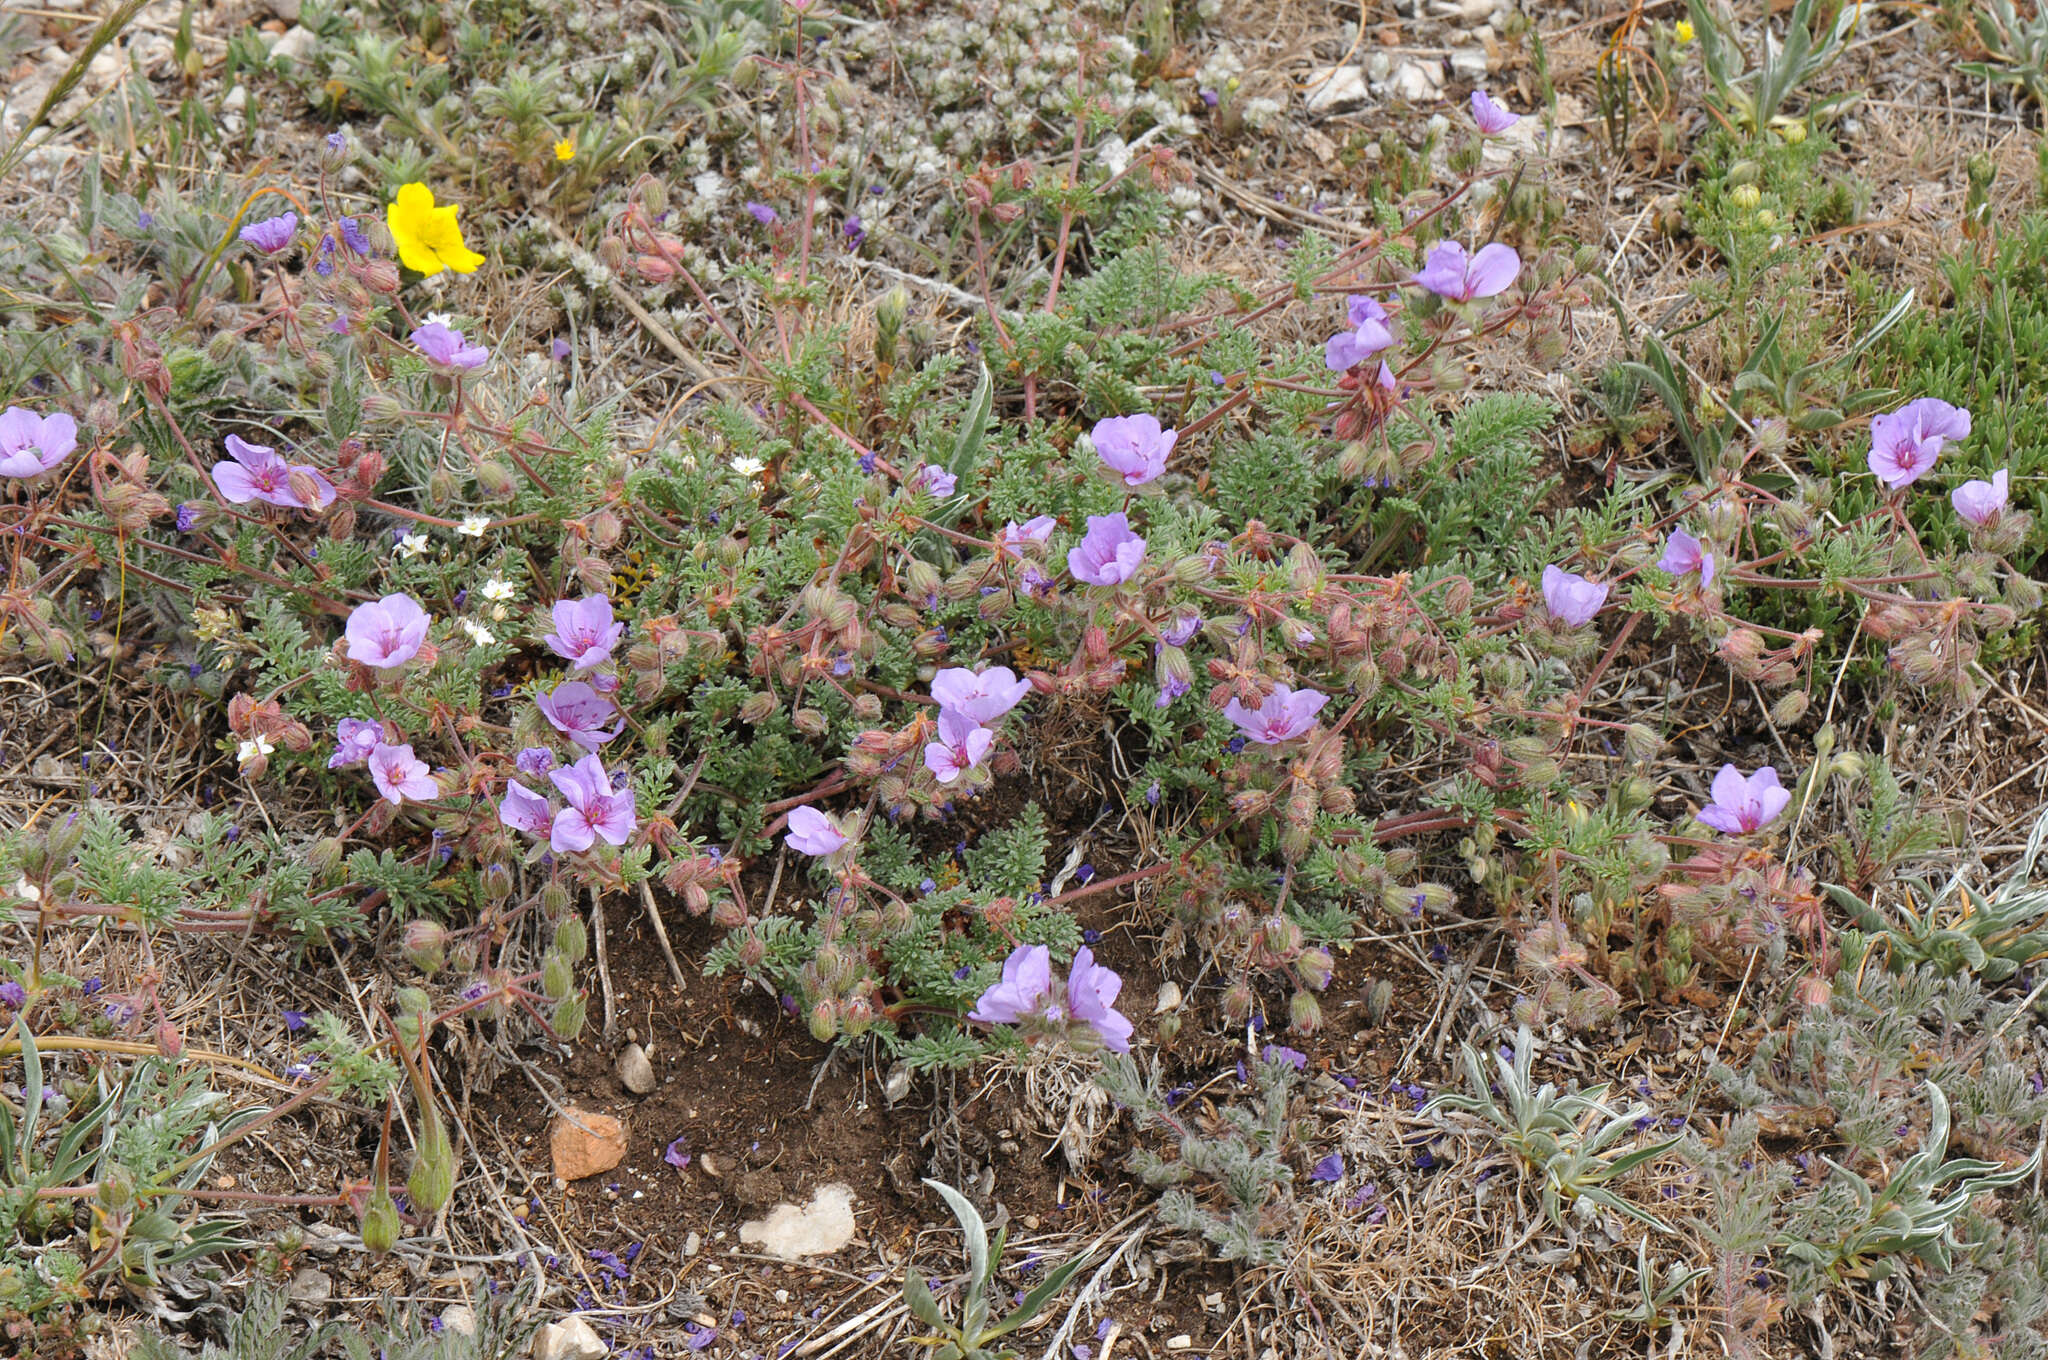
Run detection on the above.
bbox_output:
[1674,18,1695,43]
[554,138,575,162]
[386,182,484,277]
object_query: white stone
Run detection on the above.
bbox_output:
[439,1305,476,1338]
[738,1183,858,1261]
[223,86,248,113]
[1448,47,1490,80]
[617,1043,655,1094]
[531,1318,607,1360]
[287,1268,332,1303]
[1304,66,1369,114]
[1386,59,1443,103]
[271,26,318,65]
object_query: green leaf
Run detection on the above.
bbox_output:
[904,1264,948,1332]
[982,1252,1091,1340]
[924,1179,991,1287]
[945,364,994,484]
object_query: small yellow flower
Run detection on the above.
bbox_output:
[386,182,485,277]
[554,138,576,162]
[1674,18,1695,43]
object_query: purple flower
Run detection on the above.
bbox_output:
[1067,513,1147,586]
[1411,241,1521,302]
[1161,614,1203,647]
[971,944,1052,1024]
[535,680,624,750]
[328,717,382,768]
[369,743,439,806]
[410,321,490,371]
[1223,683,1328,745]
[1310,1152,1345,1183]
[923,710,994,784]
[931,666,1033,725]
[339,216,372,254]
[176,502,200,532]
[499,781,553,838]
[1066,947,1132,1052]
[843,215,866,249]
[1091,414,1177,487]
[0,407,78,478]
[998,515,1057,555]
[685,1325,717,1352]
[1262,1044,1308,1071]
[212,434,337,510]
[1697,763,1791,835]
[1952,468,2008,525]
[326,131,348,154]
[551,338,573,362]
[1325,295,1396,372]
[548,753,637,852]
[282,1009,309,1032]
[917,464,957,497]
[785,806,847,857]
[1470,90,1520,134]
[0,981,25,1009]
[1868,398,1970,490]
[1540,564,1608,627]
[544,595,625,670]
[665,1136,691,1169]
[345,593,431,668]
[516,746,557,777]
[745,202,778,225]
[239,211,299,254]
[1656,529,1715,587]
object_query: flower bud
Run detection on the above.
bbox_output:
[98,1164,137,1215]
[44,813,85,863]
[551,994,587,1039]
[539,878,572,918]
[599,235,630,272]
[1288,990,1322,1034]
[156,1019,184,1059]
[792,707,828,738]
[1728,183,1761,212]
[360,1186,399,1254]
[481,862,514,902]
[407,1119,456,1213]
[739,691,777,724]
[576,555,615,594]
[554,917,588,963]
[808,1000,839,1043]
[475,460,517,499]
[1296,947,1333,991]
[354,259,401,293]
[402,919,446,975]
[840,994,875,1036]
[1363,978,1394,1027]
[542,952,575,1002]
[1221,981,1254,1023]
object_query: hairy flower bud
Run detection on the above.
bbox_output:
[551,994,586,1040]
[1221,981,1254,1023]
[792,707,828,738]
[1296,947,1333,991]
[407,1120,456,1214]
[361,1186,399,1254]
[542,952,574,1002]
[354,259,401,294]
[403,919,446,975]
[808,1000,839,1043]
[475,460,517,499]
[1288,990,1322,1034]
[739,691,777,724]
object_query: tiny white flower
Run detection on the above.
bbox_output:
[422,311,457,328]
[397,531,430,559]
[14,876,40,902]
[481,577,519,603]
[730,455,766,477]
[460,619,497,646]
[237,735,274,765]
[456,514,491,538]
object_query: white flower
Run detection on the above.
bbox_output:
[730,456,766,477]
[456,515,491,538]
[422,311,457,328]
[460,619,497,646]
[481,577,519,603]
[397,531,430,559]
[237,735,274,766]
[14,876,41,902]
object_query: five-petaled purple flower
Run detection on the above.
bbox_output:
[369,743,438,806]
[499,781,553,838]
[924,709,995,784]
[1068,513,1148,586]
[239,211,298,254]
[535,680,624,750]
[516,746,557,777]
[1656,529,1715,587]
[1540,564,1608,628]
[345,593,431,668]
[1412,240,1521,302]
[931,666,1033,725]
[969,944,1132,1052]
[548,753,637,852]
[917,464,957,497]
[328,717,382,769]
[544,595,625,670]
[1091,414,1177,487]
[1470,90,1520,134]
[410,321,490,371]
[1697,763,1791,835]
[0,981,25,1010]
[1867,398,1969,490]
[998,516,1057,555]
[745,202,778,225]
[1325,294,1396,372]
[1952,468,2008,526]
[664,1136,691,1169]
[212,434,337,510]
[1223,683,1328,745]
[1311,1152,1345,1183]
[785,806,846,857]
[0,406,78,478]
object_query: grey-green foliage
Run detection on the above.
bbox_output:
[903,1179,1090,1360]
[133,1280,537,1360]
[1963,0,2048,107]
[1425,1025,1680,1231]
[1685,0,1864,134]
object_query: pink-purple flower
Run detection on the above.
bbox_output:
[544,595,625,670]
[1091,414,1177,487]
[368,743,438,806]
[548,754,637,853]
[239,211,299,254]
[970,944,1051,1024]
[499,781,553,837]
[1325,295,1396,372]
[968,943,1131,1052]
[1470,90,1520,134]
[1064,947,1132,1052]
[535,680,624,750]
[212,434,337,510]
[999,516,1058,555]
[1656,529,1715,587]
[1867,398,1969,490]
[931,666,1033,725]
[785,805,846,856]
[0,407,78,478]
[923,709,995,784]
[917,464,958,496]
[1696,763,1791,835]
[345,593,431,668]
[1412,241,1521,302]
[1540,565,1608,628]
[328,717,382,768]
[410,321,490,371]
[1068,513,1147,586]
[1951,468,2008,526]
[1223,683,1328,745]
